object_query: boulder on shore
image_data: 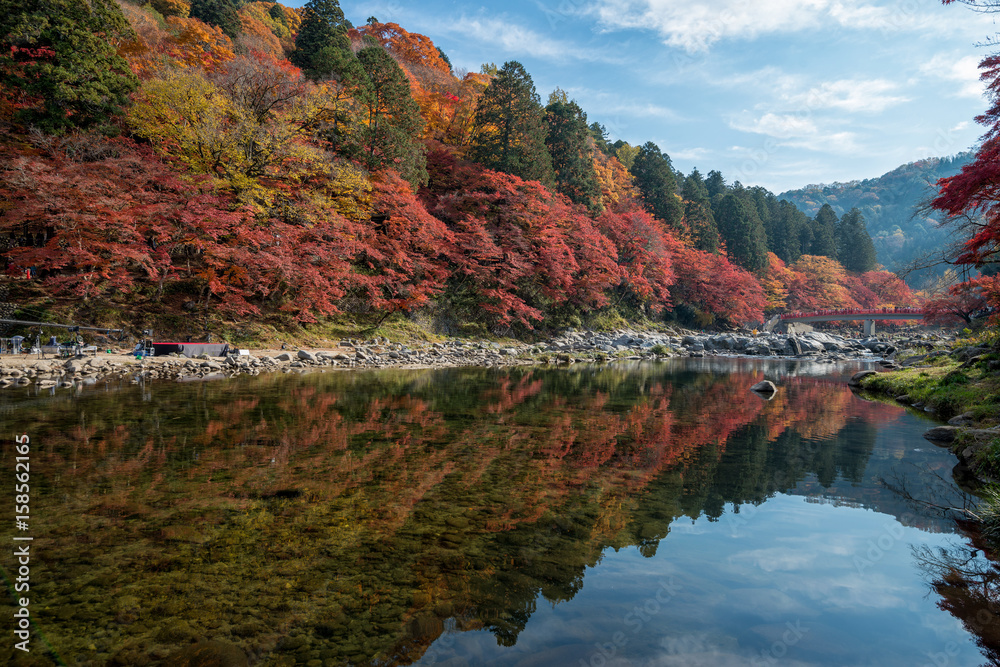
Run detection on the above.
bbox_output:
[848,370,878,387]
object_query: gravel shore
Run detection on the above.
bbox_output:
[0,328,953,389]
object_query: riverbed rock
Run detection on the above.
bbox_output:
[848,370,879,387]
[163,640,249,667]
[949,412,977,426]
[924,426,959,443]
[750,380,777,396]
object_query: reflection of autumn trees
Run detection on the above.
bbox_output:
[1,363,909,665]
[915,522,1000,667]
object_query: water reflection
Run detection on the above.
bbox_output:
[0,359,976,666]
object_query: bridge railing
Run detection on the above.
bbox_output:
[779,307,924,320]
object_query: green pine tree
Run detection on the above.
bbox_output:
[685,200,720,253]
[682,168,710,203]
[705,170,727,199]
[545,99,601,212]
[811,203,839,258]
[468,61,554,186]
[352,46,426,187]
[837,207,878,272]
[0,0,138,133]
[715,193,769,274]
[291,0,353,79]
[630,142,683,230]
[767,200,804,264]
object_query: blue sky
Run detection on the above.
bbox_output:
[290,1,997,193]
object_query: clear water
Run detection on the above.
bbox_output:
[0,358,991,666]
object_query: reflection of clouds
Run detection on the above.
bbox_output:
[724,587,814,620]
[728,546,818,572]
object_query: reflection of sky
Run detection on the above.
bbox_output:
[418,496,976,666]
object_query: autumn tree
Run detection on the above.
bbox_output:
[595,205,676,314]
[545,98,601,212]
[630,142,683,231]
[714,193,768,274]
[932,3,1000,319]
[0,0,138,132]
[468,61,554,186]
[151,0,191,19]
[669,240,766,325]
[837,207,878,272]
[128,56,326,207]
[786,255,856,311]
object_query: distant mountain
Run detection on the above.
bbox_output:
[780,153,974,287]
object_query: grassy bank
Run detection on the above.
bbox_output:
[860,335,1000,479]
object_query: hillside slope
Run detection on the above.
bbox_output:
[780,153,973,287]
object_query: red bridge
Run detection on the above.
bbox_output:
[764,307,925,335]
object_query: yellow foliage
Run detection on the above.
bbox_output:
[151,0,191,19]
[128,69,329,210]
[594,151,636,210]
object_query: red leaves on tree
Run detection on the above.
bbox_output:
[668,239,766,325]
[350,169,453,318]
[595,204,675,311]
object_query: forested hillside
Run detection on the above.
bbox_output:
[780,153,973,287]
[0,0,917,339]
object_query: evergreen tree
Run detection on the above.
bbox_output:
[353,46,426,187]
[768,200,804,264]
[705,170,727,199]
[630,142,683,230]
[545,99,601,212]
[682,168,710,203]
[837,207,878,272]
[811,203,839,258]
[685,201,719,253]
[0,0,138,133]
[189,0,241,39]
[682,169,718,252]
[715,193,769,274]
[291,0,353,79]
[468,61,553,186]
[589,122,612,155]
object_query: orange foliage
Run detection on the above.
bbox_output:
[238,14,283,58]
[352,21,451,73]
[593,150,636,210]
[164,16,235,72]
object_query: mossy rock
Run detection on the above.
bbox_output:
[155,619,198,643]
[160,640,249,667]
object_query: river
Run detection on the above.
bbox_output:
[0,358,994,666]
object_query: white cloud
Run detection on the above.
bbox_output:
[783,79,909,113]
[590,0,989,52]
[671,147,711,161]
[425,15,620,64]
[920,53,984,98]
[729,112,861,154]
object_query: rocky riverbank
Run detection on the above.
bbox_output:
[0,328,954,389]
[855,340,1000,483]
